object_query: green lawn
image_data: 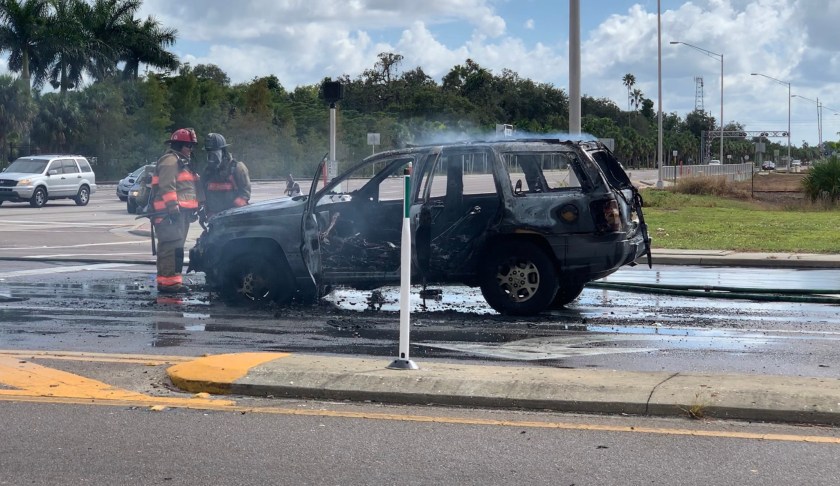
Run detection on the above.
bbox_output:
[641,191,840,253]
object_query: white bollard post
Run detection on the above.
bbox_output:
[388,163,419,370]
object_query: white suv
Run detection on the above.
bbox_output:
[0,155,97,208]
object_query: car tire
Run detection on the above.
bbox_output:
[127,199,137,214]
[118,195,127,202]
[29,187,47,208]
[220,253,295,304]
[550,280,586,308]
[74,186,90,206]
[479,241,558,316]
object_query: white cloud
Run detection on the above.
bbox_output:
[2,0,839,145]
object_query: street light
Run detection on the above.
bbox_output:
[792,94,822,156]
[751,73,791,166]
[671,41,724,165]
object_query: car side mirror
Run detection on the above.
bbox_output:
[514,179,523,195]
[48,169,58,176]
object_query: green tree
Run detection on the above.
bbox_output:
[30,91,81,152]
[76,0,141,82]
[0,0,50,95]
[621,73,635,112]
[37,0,98,94]
[120,14,179,80]
[0,74,35,162]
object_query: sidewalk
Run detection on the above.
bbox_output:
[167,352,840,425]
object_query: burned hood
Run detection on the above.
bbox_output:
[209,196,306,225]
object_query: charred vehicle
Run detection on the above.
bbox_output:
[188,139,651,316]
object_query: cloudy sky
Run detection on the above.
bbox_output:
[42,1,840,146]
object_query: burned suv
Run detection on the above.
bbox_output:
[189,139,650,316]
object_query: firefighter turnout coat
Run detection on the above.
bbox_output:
[201,158,251,216]
[151,149,200,225]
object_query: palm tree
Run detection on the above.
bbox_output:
[631,88,644,112]
[621,73,635,112]
[0,0,50,96]
[76,0,142,82]
[120,15,178,80]
[34,0,100,94]
[30,91,81,152]
[0,74,35,160]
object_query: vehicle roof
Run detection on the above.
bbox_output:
[402,137,599,148]
[15,154,88,160]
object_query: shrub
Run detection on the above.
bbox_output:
[802,156,840,205]
[670,175,751,199]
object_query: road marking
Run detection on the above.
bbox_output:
[0,393,837,445]
[0,355,233,407]
[0,220,120,227]
[0,241,147,250]
[0,350,193,364]
[0,350,837,444]
[0,263,134,278]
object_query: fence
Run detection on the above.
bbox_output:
[660,162,754,183]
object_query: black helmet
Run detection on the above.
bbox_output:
[204,133,230,151]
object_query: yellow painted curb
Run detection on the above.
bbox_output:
[167,352,290,394]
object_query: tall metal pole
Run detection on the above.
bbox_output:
[817,97,822,152]
[329,102,336,181]
[568,0,581,135]
[719,54,724,165]
[792,94,823,157]
[788,82,791,163]
[656,0,663,188]
[750,73,791,164]
[670,41,723,163]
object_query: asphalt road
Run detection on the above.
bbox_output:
[3,180,840,484]
[1,184,840,378]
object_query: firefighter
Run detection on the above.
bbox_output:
[285,173,301,197]
[200,132,251,220]
[152,128,200,294]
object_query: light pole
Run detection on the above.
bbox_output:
[656,0,663,188]
[671,41,723,165]
[751,73,791,166]
[792,94,822,156]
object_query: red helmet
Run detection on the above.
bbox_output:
[166,128,197,144]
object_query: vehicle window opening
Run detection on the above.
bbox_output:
[504,151,581,193]
[316,156,413,272]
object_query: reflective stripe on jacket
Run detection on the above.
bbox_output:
[151,150,199,221]
[201,159,251,215]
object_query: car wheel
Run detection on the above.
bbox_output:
[74,186,90,206]
[220,253,295,304]
[479,241,558,316]
[127,199,137,214]
[118,195,127,202]
[550,280,586,308]
[29,187,47,208]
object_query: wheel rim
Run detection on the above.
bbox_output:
[495,258,540,303]
[239,271,271,300]
[79,189,88,203]
[35,190,45,206]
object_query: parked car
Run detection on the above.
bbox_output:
[188,138,650,316]
[761,161,776,171]
[126,164,154,214]
[0,155,96,208]
[116,165,147,201]
[709,159,722,165]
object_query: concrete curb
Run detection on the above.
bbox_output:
[167,353,840,425]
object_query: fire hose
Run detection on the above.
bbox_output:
[587,281,840,304]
